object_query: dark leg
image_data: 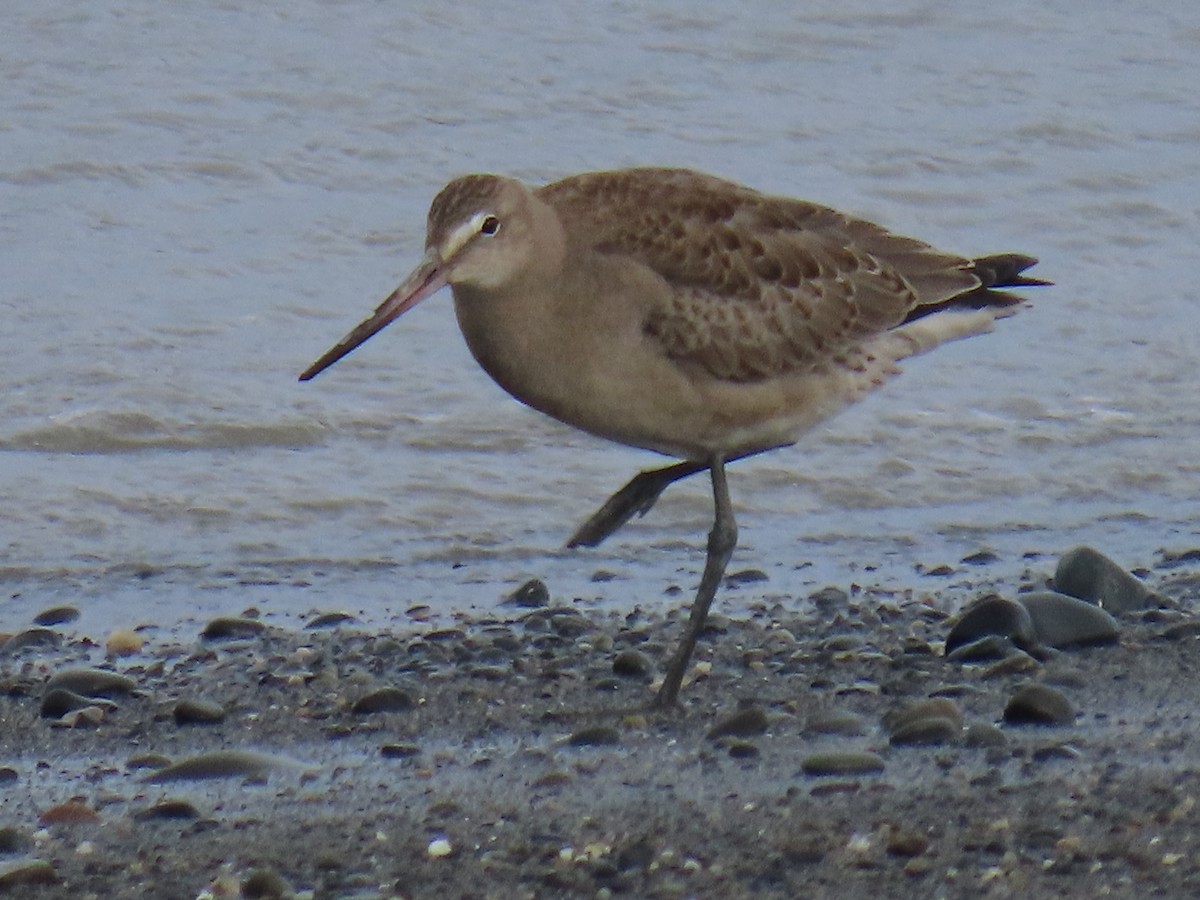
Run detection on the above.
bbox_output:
[566,460,708,548]
[650,458,737,710]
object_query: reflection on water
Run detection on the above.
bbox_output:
[3,1,1199,632]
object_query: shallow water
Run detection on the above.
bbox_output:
[3,1,1200,634]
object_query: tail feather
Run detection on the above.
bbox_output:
[904,253,1049,323]
[971,253,1052,289]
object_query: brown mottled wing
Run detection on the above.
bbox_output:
[539,168,980,382]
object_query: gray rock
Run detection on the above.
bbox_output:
[32,606,80,627]
[1019,591,1119,648]
[173,698,226,725]
[503,578,550,608]
[611,649,653,679]
[351,686,415,714]
[945,595,1037,654]
[143,750,311,783]
[1004,683,1075,726]
[1054,546,1156,614]
[801,751,886,776]
[46,668,136,697]
[889,717,960,746]
[707,707,769,740]
[945,634,1020,662]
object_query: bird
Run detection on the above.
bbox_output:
[300,167,1047,710]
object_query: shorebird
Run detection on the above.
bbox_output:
[300,167,1047,709]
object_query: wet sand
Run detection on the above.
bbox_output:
[2,551,1200,899]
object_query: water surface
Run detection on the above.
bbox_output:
[3,1,1199,634]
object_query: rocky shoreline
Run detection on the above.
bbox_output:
[2,546,1199,898]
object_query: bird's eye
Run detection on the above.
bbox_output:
[479,215,501,236]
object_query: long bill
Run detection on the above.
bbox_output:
[299,250,447,381]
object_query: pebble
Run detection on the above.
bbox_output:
[39,800,101,826]
[945,635,1019,662]
[427,837,453,858]
[305,611,357,629]
[889,717,960,747]
[803,711,868,737]
[0,827,27,853]
[143,750,310,783]
[1018,591,1120,648]
[201,617,267,640]
[1054,546,1156,614]
[40,688,114,719]
[503,578,550,608]
[944,595,1037,654]
[133,800,203,821]
[0,859,59,889]
[567,726,621,747]
[882,697,963,735]
[611,649,653,679]
[32,605,80,627]
[800,751,886,777]
[351,686,415,714]
[46,668,136,697]
[105,629,144,657]
[706,707,769,740]
[173,698,227,725]
[0,627,61,654]
[1003,683,1076,726]
[381,743,422,759]
[241,867,293,899]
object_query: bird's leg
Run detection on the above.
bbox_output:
[566,460,708,548]
[650,458,737,710]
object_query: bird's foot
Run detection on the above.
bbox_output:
[566,461,706,548]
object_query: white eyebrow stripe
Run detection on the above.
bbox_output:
[444,212,493,258]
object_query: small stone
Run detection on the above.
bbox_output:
[801,751,886,776]
[305,611,357,629]
[0,627,61,654]
[725,568,768,586]
[612,649,653,679]
[1019,591,1119,648]
[351,686,415,714]
[0,768,16,786]
[886,827,930,857]
[41,688,112,719]
[706,707,769,740]
[201,617,266,640]
[945,634,1019,663]
[32,606,80,627]
[804,711,868,737]
[241,867,292,899]
[173,698,226,725]
[0,859,59,889]
[46,667,136,697]
[1004,683,1075,726]
[381,743,421,759]
[945,595,1037,654]
[883,698,963,735]
[1054,546,1156,614]
[567,726,620,747]
[143,750,310,783]
[134,799,202,821]
[39,800,101,826]
[960,550,999,566]
[726,741,760,759]
[962,723,1008,748]
[0,826,29,853]
[503,579,550,608]
[427,837,453,858]
[105,629,143,657]
[889,717,960,746]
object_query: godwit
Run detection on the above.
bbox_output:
[301,167,1047,708]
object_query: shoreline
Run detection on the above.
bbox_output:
[2,550,1199,898]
